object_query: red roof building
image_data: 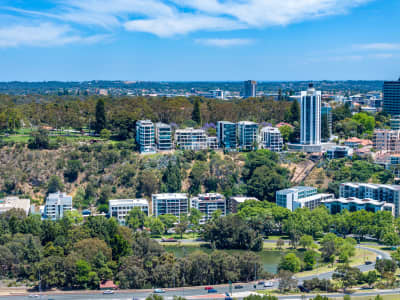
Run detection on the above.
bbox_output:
[100,280,118,290]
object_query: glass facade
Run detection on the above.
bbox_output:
[301,85,321,145]
[155,123,172,151]
[136,120,156,153]
[217,121,237,150]
[383,79,400,116]
[237,121,258,151]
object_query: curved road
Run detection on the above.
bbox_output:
[0,246,391,300]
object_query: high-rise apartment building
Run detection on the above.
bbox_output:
[260,126,283,152]
[339,182,400,217]
[301,84,321,145]
[190,193,226,223]
[244,80,257,98]
[44,192,72,220]
[155,123,172,151]
[109,199,149,225]
[383,78,400,116]
[136,120,156,153]
[217,121,237,150]
[321,103,332,142]
[152,193,188,217]
[276,186,333,212]
[373,129,400,151]
[237,121,258,151]
[175,128,208,150]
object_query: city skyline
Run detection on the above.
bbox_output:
[0,0,399,81]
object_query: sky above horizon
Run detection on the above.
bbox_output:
[0,0,399,82]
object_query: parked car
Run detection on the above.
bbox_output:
[103,290,114,294]
[365,261,373,265]
[204,286,213,290]
[208,289,218,293]
[264,281,273,288]
[161,238,177,242]
[257,281,265,285]
[154,289,165,293]
[234,285,243,289]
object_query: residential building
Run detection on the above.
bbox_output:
[155,123,172,151]
[136,120,156,153]
[344,137,373,148]
[0,197,30,215]
[244,80,257,98]
[152,193,188,217]
[227,196,259,214]
[190,193,226,223]
[321,103,332,142]
[383,78,400,116]
[276,186,333,211]
[237,121,258,151]
[211,89,224,99]
[175,128,208,150]
[326,146,353,159]
[390,117,400,130]
[207,136,219,150]
[339,182,400,217]
[301,83,321,146]
[109,199,149,225]
[322,197,394,216]
[217,121,237,150]
[373,129,400,151]
[260,126,283,152]
[44,192,72,220]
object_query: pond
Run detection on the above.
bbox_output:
[163,245,305,274]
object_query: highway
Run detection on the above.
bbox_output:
[0,245,392,300]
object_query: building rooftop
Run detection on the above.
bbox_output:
[152,193,188,200]
[230,196,259,203]
[341,182,400,191]
[237,121,258,125]
[109,199,148,206]
[322,197,394,207]
[277,186,316,195]
[297,193,333,204]
[0,197,31,215]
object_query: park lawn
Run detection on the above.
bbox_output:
[161,232,200,240]
[296,248,378,277]
[2,135,30,143]
[263,242,291,250]
[266,235,290,240]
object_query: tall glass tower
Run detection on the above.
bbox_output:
[383,78,400,116]
[300,84,321,145]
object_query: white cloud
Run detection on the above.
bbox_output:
[356,43,400,51]
[0,23,107,47]
[2,0,374,37]
[195,38,254,47]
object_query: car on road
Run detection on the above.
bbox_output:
[154,289,165,293]
[365,261,373,265]
[264,281,274,288]
[103,290,114,294]
[298,285,310,293]
[257,281,265,285]
[161,238,177,242]
[204,286,214,290]
[208,288,218,293]
[234,284,243,289]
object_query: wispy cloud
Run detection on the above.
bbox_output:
[195,38,254,47]
[355,43,400,51]
[0,23,107,47]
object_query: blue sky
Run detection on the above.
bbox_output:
[0,0,399,81]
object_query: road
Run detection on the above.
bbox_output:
[0,246,391,300]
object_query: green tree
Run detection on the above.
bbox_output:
[278,253,301,273]
[303,250,317,270]
[192,98,202,125]
[95,98,106,134]
[64,159,82,182]
[100,128,111,140]
[278,270,298,292]
[47,175,64,194]
[126,207,148,231]
[28,128,51,149]
[278,125,293,143]
[299,235,315,250]
[288,99,300,124]
[247,166,288,201]
[148,217,165,236]
[382,232,400,247]
[159,214,178,233]
[74,259,91,288]
[163,160,182,193]
[332,264,361,291]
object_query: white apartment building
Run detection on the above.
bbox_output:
[190,193,226,224]
[175,128,208,151]
[136,120,156,153]
[260,126,283,152]
[44,192,72,220]
[301,84,321,146]
[0,197,31,215]
[109,199,149,225]
[152,193,188,217]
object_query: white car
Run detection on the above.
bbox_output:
[103,290,114,294]
[264,281,274,288]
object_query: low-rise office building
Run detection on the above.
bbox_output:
[109,199,149,225]
[260,126,283,152]
[0,197,31,215]
[175,128,208,151]
[227,196,259,213]
[326,146,353,159]
[339,182,400,217]
[44,192,72,220]
[190,193,226,223]
[276,186,334,211]
[322,197,395,216]
[152,193,188,217]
